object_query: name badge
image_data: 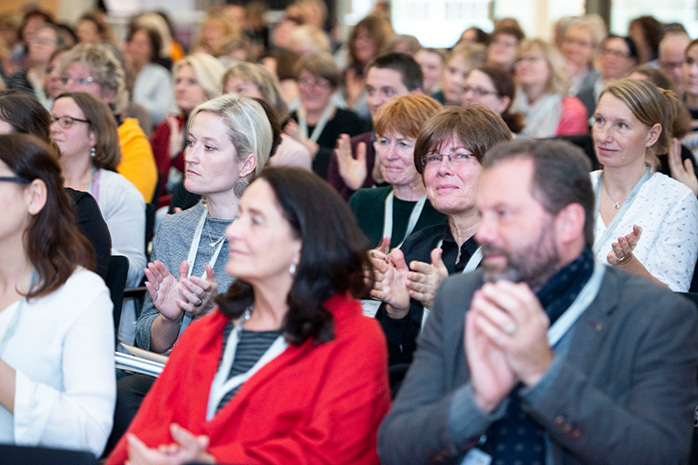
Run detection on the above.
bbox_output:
[361,299,382,318]
[460,448,492,465]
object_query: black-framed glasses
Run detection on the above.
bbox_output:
[462,85,499,97]
[0,176,30,184]
[50,115,90,129]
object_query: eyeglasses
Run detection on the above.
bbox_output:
[60,76,97,87]
[601,48,630,59]
[514,55,544,65]
[422,152,474,167]
[50,115,90,129]
[298,77,332,89]
[562,37,593,48]
[462,85,499,97]
[0,176,30,184]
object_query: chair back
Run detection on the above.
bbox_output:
[106,255,129,343]
[0,444,95,465]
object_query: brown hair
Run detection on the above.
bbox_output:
[473,65,524,133]
[0,133,94,299]
[414,105,512,174]
[374,94,442,140]
[348,15,394,66]
[294,52,341,88]
[55,92,122,171]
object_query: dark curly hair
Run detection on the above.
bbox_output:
[216,167,373,345]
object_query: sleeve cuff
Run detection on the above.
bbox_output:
[447,383,508,449]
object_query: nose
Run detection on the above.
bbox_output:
[474,212,496,245]
[594,122,612,144]
[436,155,454,175]
[224,220,239,244]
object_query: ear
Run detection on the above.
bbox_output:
[646,123,662,147]
[239,153,257,179]
[496,95,511,114]
[88,129,96,147]
[24,179,47,216]
[554,202,586,246]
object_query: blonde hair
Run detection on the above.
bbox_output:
[518,38,569,95]
[173,53,226,101]
[448,42,487,70]
[222,62,289,118]
[289,24,330,55]
[601,78,675,166]
[188,94,272,181]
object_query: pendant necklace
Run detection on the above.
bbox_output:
[205,217,226,249]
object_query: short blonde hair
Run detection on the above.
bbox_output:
[289,25,330,55]
[188,94,272,181]
[294,52,340,88]
[173,53,226,100]
[222,62,289,118]
[518,38,568,95]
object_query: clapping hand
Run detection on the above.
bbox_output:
[176,263,218,316]
[404,248,449,309]
[334,134,367,190]
[125,424,214,465]
[668,137,698,196]
[145,261,182,322]
[607,224,642,267]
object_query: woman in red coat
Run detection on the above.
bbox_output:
[107,167,391,465]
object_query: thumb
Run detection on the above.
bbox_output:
[205,264,216,282]
[390,249,409,272]
[377,236,390,254]
[684,157,694,173]
[431,247,447,272]
[179,260,189,280]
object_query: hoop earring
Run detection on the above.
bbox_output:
[233,179,249,198]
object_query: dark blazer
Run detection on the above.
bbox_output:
[379,265,698,465]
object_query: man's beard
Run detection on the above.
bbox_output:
[481,219,560,290]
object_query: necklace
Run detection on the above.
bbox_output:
[205,217,226,249]
[602,183,623,209]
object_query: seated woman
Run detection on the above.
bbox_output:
[106,167,390,465]
[460,65,524,135]
[59,43,158,203]
[285,52,365,179]
[50,92,146,299]
[136,94,272,354]
[370,106,512,390]
[0,133,115,456]
[433,42,486,106]
[223,61,312,170]
[591,78,698,291]
[349,94,446,250]
[150,53,225,193]
[511,38,588,138]
[0,89,111,280]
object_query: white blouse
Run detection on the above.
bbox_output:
[591,171,698,291]
[0,268,115,456]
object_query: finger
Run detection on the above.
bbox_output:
[170,423,198,448]
[684,157,695,175]
[430,247,447,272]
[204,264,216,282]
[189,276,212,292]
[610,241,625,262]
[179,278,203,297]
[357,142,367,162]
[144,281,159,301]
[632,224,643,239]
[370,256,391,274]
[470,290,516,340]
[408,260,432,275]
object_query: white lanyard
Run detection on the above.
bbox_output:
[383,191,427,249]
[206,323,288,420]
[0,271,37,357]
[85,167,101,202]
[592,166,652,255]
[298,103,335,143]
[179,208,227,335]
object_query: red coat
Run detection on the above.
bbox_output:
[107,294,391,465]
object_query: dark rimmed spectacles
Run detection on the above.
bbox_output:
[0,176,30,184]
[50,115,90,129]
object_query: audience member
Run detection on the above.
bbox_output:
[559,15,606,96]
[0,133,115,457]
[107,167,390,465]
[486,25,525,73]
[434,42,486,106]
[592,78,698,291]
[658,31,691,92]
[460,65,524,134]
[415,48,445,97]
[378,138,698,465]
[628,15,663,64]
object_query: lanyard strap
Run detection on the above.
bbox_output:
[383,191,427,249]
[0,270,38,357]
[86,167,101,202]
[298,103,336,143]
[592,166,651,255]
[206,323,288,420]
[547,259,605,347]
[180,208,227,335]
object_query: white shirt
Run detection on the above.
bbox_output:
[591,171,698,291]
[0,268,116,456]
